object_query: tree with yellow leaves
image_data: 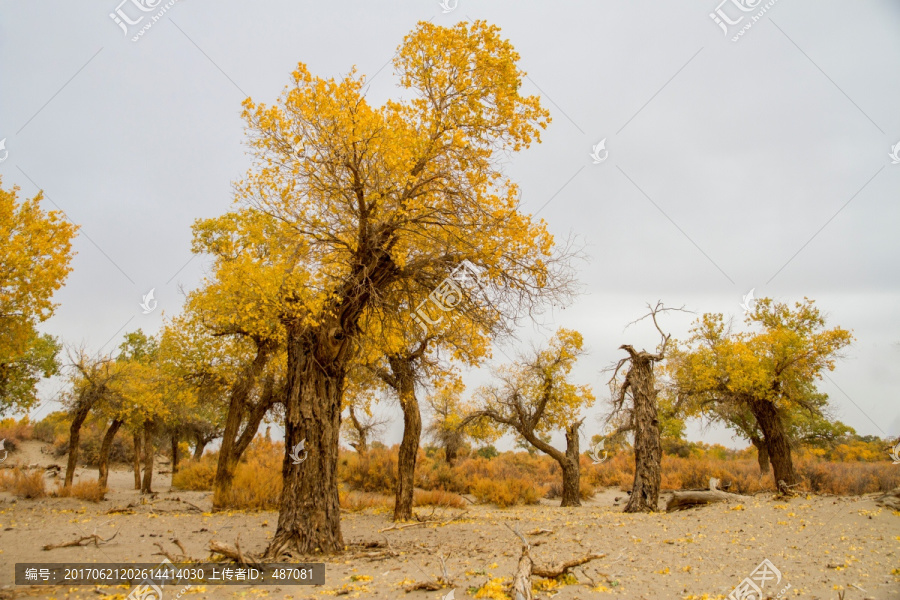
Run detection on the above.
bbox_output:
[0,179,77,414]
[464,329,595,507]
[228,19,575,555]
[668,298,853,490]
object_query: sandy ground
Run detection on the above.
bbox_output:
[0,441,898,600]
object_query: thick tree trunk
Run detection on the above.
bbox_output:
[392,358,420,522]
[141,421,156,494]
[213,345,271,509]
[560,421,582,507]
[97,418,123,489]
[266,326,345,557]
[170,433,179,475]
[192,436,208,461]
[64,402,93,488]
[132,430,142,490]
[747,396,797,488]
[750,436,770,475]
[445,441,458,465]
[347,406,368,455]
[623,350,662,513]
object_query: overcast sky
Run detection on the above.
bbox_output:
[1,0,898,451]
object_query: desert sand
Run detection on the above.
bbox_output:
[0,441,898,600]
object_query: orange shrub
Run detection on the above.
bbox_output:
[0,468,46,499]
[413,489,467,509]
[339,490,392,512]
[172,453,218,491]
[471,476,544,507]
[54,481,105,502]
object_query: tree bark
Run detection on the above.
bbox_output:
[97,418,123,489]
[391,357,420,522]
[141,420,156,494]
[64,401,93,488]
[347,405,368,455]
[622,350,662,513]
[750,436,770,475]
[170,432,179,475]
[132,430,142,490]
[747,396,797,488]
[266,325,346,557]
[192,435,208,460]
[559,421,582,507]
[213,343,272,509]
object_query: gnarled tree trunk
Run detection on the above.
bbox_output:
[170,432,179,475]
[97,418,123,489]
[622,347,662,514]
[213,344,272,509]
[266,325,346,557]
[132,430,142,490]
[347,405,369,455]
[560,421,582,507]
[192,436,207,461]
[750,435,770,475]
[391,357,420,522]
[64,400,94,488]
[747,396,796,488]
[141,420,156,494]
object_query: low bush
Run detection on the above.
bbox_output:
[471,476,544,507]
[54,481,105,502]
[171,453,218,491]
[0,468,47,499]
[412,488,467,509]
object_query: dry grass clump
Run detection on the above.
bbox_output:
[54,480,105,502]
[339,490,393,512]
[471,476,544,508]
[412,488,467,509]
[0,468,47,499]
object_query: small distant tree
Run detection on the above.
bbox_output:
[425,377,468,465]
[464,329,595,507]
[669,298,853,491]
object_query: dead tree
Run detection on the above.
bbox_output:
[609,302,686,513]
[344,405,388,455]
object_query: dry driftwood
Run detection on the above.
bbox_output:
[42,531,119,551]
[378,510,467,533]
[208,537,262,568]
[875,487,900,511]
[532,553,607,579]
[665,477,746,512]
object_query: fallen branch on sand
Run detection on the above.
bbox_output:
[378,510,467,533]
[208,536,262,568]
[501,522,605,600]
[665,477,747,512]
[43,531,119,551]
[152,539,195,563]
